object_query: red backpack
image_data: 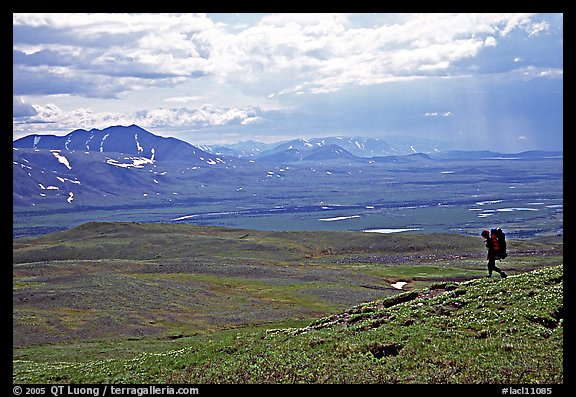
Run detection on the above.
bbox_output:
[491,233,500,253]
[490,228,507,260]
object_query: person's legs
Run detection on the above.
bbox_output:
[487,257,495,277]
[489,258,507,278]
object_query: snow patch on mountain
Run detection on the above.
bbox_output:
[135,134,144,153]
[50,150,72,170]
[106,156,155,168]
[57,176,81,184]
[100,133,110,152]
[86,133,95,150]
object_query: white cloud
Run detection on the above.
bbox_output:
[224,13,542,96]
[536,69,563,78]
[12,12,562,150]
[12,102,264,138]
[514,66,563,80]
[526,20,550,37]
[484,36,497,47]
[13,96,37,117]
[163,96,204,103]
[424,111,453,117]
[13,13,218,98]
[241,116,263,125]
[13,13,552,100]
[13,13,216,38]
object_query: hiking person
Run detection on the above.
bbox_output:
[481,229,507,278]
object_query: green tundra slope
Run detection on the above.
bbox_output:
[13,222,563,383]
[14,265,563,384]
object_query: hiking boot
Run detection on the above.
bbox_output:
[500,272,507,278]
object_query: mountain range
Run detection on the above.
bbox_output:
[13,125,233,208]
[202,135,442,160]
[13,124,562,211]
[13,124,221,163]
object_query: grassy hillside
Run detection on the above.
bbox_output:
[12,220,491,262]
[14,265,563,384]
[13,222,563,383]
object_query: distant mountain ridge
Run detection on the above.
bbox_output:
[14,125,562,163]
[13,124,220,163]
[13,124,562,211]
[203,135,445,159]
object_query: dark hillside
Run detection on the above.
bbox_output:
[12,221,486,263]
[14,221,561,264]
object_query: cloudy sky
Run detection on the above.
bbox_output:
[13,13,563,151]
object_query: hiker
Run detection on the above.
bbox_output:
[481,229,507,278]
